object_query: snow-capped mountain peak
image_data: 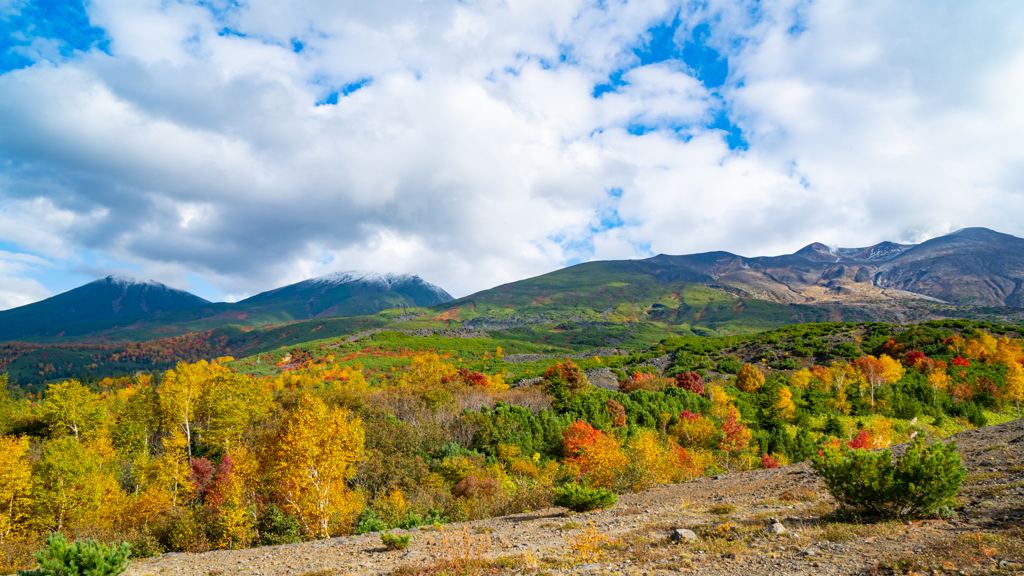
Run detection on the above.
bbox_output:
[306,270,415,288]
[101,275,169,289]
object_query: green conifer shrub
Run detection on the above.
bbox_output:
[553,483,618,512]
[18,533,131,576]
[811,436,966,518]
[380,532,411,550]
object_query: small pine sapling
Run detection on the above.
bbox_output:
[18,533,131,576]
[380,532,411,550]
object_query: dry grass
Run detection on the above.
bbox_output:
[813,520,903,542]
[391,526,502,576]
[883,528,1024,573]
[780,489,819,502]
[964,471,1002,485]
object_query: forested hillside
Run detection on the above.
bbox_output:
[1,320,1022,571]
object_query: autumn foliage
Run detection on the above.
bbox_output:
[1,323,1022,569]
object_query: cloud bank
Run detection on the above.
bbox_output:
[0,0,1022,305]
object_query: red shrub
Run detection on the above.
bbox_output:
[675,372,705,395]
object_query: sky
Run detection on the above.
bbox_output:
[1,0,1023,308]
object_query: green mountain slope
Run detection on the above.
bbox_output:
[436,260,822,337]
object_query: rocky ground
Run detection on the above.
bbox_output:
[126,419,1024,576]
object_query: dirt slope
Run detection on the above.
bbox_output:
[127,418,1024,576]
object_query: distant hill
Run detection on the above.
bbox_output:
[0,276,209,341]
[0,271,453,344]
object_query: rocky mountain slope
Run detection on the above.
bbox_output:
[441,227,1024,336]
[644,227,1024,307]
[125,418,1024,576]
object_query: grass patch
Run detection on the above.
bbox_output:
[965,471,1002,485]
[813,521,903,542]
[708,504,738,516]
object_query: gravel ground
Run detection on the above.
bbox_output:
[127,418,1024,576]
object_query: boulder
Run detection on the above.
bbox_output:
[670,528,699,543]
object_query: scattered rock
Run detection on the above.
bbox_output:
[766,522,788,535]
[585,367,620,391]
[670,528,699,543]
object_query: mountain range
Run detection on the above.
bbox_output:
[0,271,453,342]
[438,227,1024,335]
[1,227,1023,345]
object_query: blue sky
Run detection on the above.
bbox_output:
[0,0,1023,306]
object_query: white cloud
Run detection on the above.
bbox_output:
[0,0,1021,306]
[0,250,51,310]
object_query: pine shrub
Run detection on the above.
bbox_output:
[380,532,411,550]
[811,436,966,518]
[553,483,618,512]
[354,509,389,534]
[18,533,131,576]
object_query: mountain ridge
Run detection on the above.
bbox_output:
[0,271,453,343]
[3,227,1023,346]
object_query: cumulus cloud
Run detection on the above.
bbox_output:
[0,0,1022,308]
[0,249,51,309]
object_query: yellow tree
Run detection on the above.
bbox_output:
[40,380,105,440]
[853,355,904,410]
[964,331,998,360]
[202,373,273,453]
[1003,362,1024,417]
[775,386,796,421]
[927,370,951,391]
[945,334,966,356]
[160,361,226,459]
[708,385,741,421]
[400,353,458,388]
[788,368,813,390]
[270,396,365,538]
[32,436,124,533]
[158,429,194,509]
[992,337,1023,366]
[0,436,32,550]
[822,361,858,414]
[668,413,718,449]
[575,433,628,490]
[736,364,764,393]
[624,430,676,491]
